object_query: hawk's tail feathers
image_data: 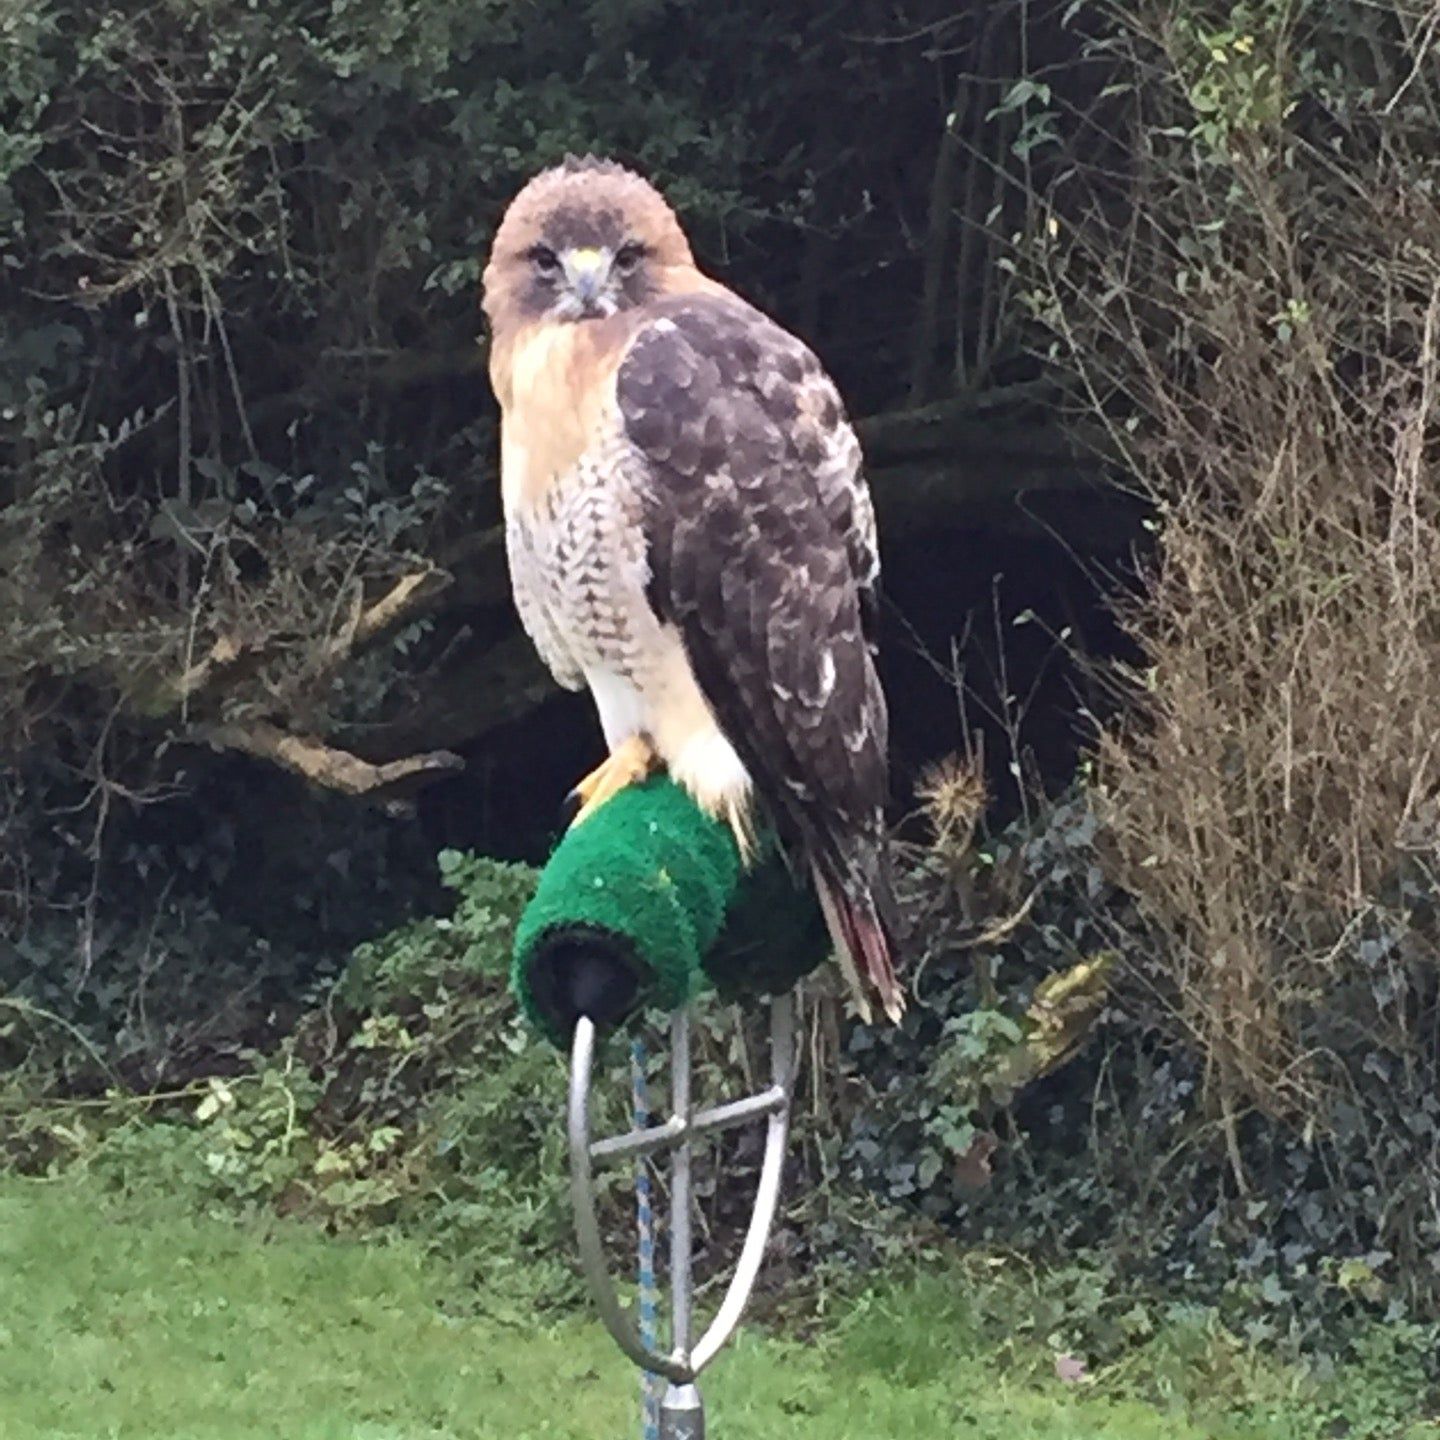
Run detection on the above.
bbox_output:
[810,862,906,1025]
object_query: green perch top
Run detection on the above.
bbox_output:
[511,775,828,1047]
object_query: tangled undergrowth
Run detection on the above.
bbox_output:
[1042,0,1440,1137]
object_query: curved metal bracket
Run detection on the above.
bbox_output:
[568,993,797,1394]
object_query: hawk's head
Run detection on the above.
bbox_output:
[482,156,695,330]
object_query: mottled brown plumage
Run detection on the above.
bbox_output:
[482,155,903,1022]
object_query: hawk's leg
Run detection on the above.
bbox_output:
[691,787,759,868]
[565,733,659,828]
[663,719,759,867]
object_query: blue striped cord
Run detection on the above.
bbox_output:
[631,1037,661,1440]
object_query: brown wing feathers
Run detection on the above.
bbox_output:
[617,296,887,879]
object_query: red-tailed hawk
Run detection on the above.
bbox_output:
[482,156,903,1023]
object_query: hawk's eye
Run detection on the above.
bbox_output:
[614,242,646,275]
[529,245,560,275]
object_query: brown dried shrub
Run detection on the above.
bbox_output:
[1043,0,1440,1122]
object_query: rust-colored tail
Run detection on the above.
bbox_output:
[811,862,905,1024]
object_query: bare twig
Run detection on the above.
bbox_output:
[201,721,462,801]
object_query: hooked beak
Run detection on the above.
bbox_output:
[562,247,610,306]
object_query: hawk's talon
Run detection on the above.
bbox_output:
[557,788,584,830]
[566,734,658,829]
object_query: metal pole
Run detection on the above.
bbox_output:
[660,1382,705,1440]
[663,1010,699,1440]
[567,992,797,1436]
[669,1009,694,1368]
[631,1039,661,1440]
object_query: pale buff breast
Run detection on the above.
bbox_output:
[493,310,653,511]
[496,320,664,687]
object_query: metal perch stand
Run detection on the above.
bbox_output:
[567,992,798,1439]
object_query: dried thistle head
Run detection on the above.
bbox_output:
[916,752,988,849]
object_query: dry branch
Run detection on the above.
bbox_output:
[168,634,244,705]
[133,632,270,719]
[318,566,453,671]
[134,566,453,729]
[202,721,462,801]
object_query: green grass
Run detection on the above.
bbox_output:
[1,1174,1435,1440]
